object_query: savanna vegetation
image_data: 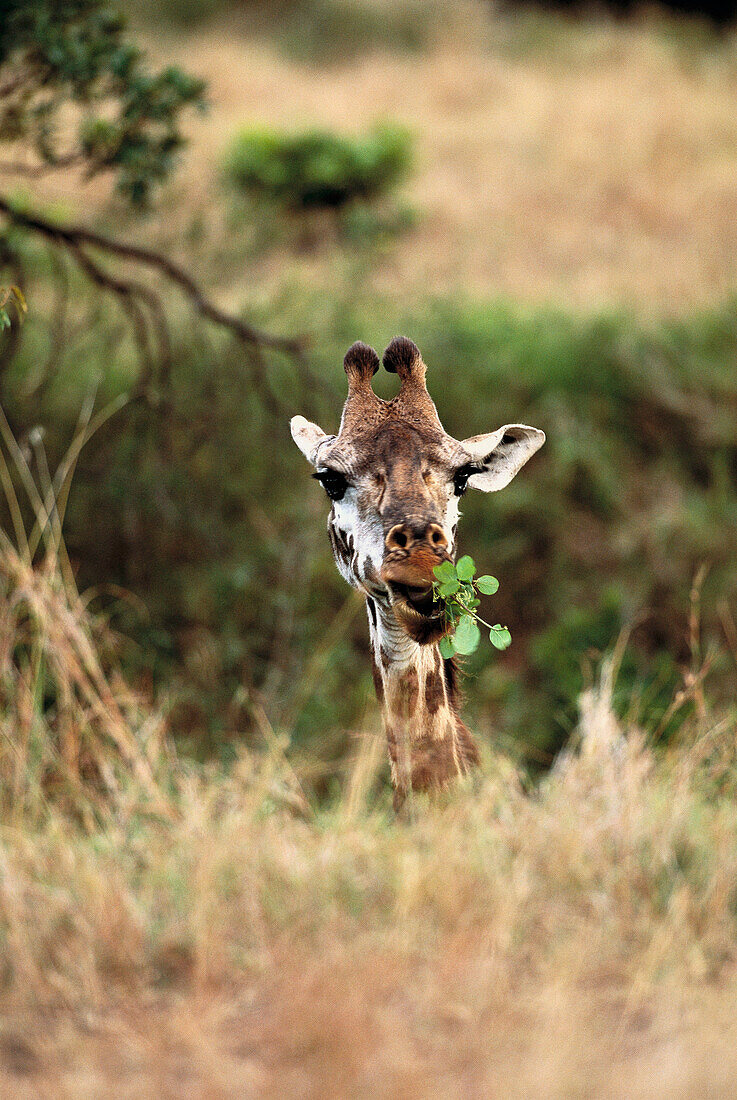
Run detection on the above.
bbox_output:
[1,0,737,1093]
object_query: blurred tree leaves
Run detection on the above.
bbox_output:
[0,0,205,205]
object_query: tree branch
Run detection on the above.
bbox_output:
[0,72,31,100]
[0,195,307,358]
[0,155,84,178]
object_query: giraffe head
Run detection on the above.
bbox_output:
[291,337,545,644]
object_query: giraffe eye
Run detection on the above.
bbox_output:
[314,468,349,501]
[453,464,479,497]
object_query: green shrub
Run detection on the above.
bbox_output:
[223,124,412,212]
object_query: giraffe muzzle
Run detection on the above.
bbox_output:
[381,546,449,591]
[381,524,452,636]
[382,521,450,587]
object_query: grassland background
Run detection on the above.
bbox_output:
[2,0,737,1094]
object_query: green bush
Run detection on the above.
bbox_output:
[223,124,412,212]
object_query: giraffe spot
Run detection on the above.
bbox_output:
[329,524,352,569]
[442,655,460,710]
[363,556,381,586]
[409,734,458,791]
[371,656,384,704]
[397,668,419,720]
[456,718,481,769]
[385,722,398,763]
[424,668,445,714]
[332,524,351,558]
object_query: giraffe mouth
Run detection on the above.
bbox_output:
[387,582,442,621]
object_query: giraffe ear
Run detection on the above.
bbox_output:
[290,415,334,467]
[460,424,545,492]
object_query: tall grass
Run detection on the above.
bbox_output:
[1,403,737,1091]
[0,403,172,827]
[1,649,737,1090]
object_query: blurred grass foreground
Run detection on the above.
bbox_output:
[1,446,737,1092]
[2,0,737,1091]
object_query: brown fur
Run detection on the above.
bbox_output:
[424,667,444,715]
[397,668,419,721]
[370,656,384,706]
[381,648,477,813]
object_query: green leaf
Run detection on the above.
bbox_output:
[453,615,481,655]
[489,625,512,650]
[439,635,456,659]
[455,555,475,582]
[476,575,499,595]
[433,560,457,583]
[438,578,460,597]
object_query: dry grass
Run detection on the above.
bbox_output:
[1,660,737,1095]
[0,403,172,828]
[11,11,737,312]
[1,466,737,1094]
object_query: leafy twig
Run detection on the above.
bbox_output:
[433,556,511,659]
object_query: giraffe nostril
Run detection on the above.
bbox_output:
[427,524,448,550]
[385,524,409,551]
[386,522,448,554]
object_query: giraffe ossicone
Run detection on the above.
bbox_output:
[291,336,545,810]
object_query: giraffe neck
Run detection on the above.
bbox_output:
[366,596,479,809]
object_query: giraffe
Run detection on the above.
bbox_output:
[291,337,545,810]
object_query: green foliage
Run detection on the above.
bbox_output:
[0,0,205,204]
[223,124,412,212]
[433,557,510,659]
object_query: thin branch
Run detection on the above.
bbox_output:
[0,154,84,178]
[0,195,307,357]
[70,241,172,391]
[69,241,159,392]
[0,72,31,100]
